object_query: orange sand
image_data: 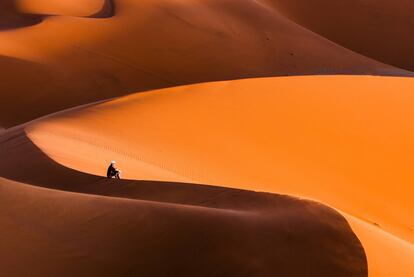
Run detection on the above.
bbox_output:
[0,176,367,276]
[1,1,414,276]
[269,0,414,71]
[0,0,408,127]
[16,0,106,17]
[14,75,414,276]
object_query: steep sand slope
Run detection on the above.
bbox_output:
[0,177,367,276]
[16,0,107,17]
[0,0,42,29]
[0,0,409,127]
[345,215,414,277]
[4,75,413,275]
[0,125,409,277]
[21,75,414,242]
[1,1,413,276]
[269,0,414,71]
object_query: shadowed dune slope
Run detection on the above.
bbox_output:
[0,0,42,30]
[0,176,367,276]
[269,0,414,71]
[0,0,411,127]
[0,55,120,129]
[89,0,115,18]
[1,75,414,276]
[20,76,414,245]
[1,1,413,276]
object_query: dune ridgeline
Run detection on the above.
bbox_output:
[1,0,413,276]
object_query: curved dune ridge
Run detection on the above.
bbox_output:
[268,0,414,71]
[3,75,412,276]
[1,0,414,276]
[89,0,115,18]
[16,0,114,18]
[0,177,367,276]
[0,0,43,30]
[0,0,412,127]
[0,0,111,31]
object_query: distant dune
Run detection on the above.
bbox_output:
[269,0,414,71]
[0,0,411,127]
[1,1,413,276]
[0,0,42,29]
[16,0,108,17]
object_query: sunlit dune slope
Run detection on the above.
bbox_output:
[16,0,107,17]
[0,177,367,276]
[345,215,414,277]
[17,75,414,246]
[1,75,413,276]
[0,0,409,127]
[268,0,414,71]
[0,118,410,277]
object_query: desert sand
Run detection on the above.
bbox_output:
[0,0,411,127]
[269,0,414,71]
[0,177,367,276]
[1,0,414,276]
[1,75,411,276]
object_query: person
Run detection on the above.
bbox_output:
[107,160,121,179]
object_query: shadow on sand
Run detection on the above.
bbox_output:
[0,127,368,276]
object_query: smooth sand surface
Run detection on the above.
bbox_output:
[0,0,410,127]
[1,1,413,276]
[7,75,412,276]
[0,0,43,29]
[16,0,108,17]
[345,215,414,277]
[269,0,414,71]
[0,176,367,276]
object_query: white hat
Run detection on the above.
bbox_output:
[111,160,116,164]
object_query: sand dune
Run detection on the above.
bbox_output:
[0,177,367,276]
[269,0,414,71]
[345,215,414,277]
[16,0,113,18]
[21,76,414,242]
[0,0,410,127]
[0,0,42,30]
[2,75,412,275]
[1,1,413,276]
[89,0,115,18]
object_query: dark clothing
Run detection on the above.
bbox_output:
[107,164,119,179]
